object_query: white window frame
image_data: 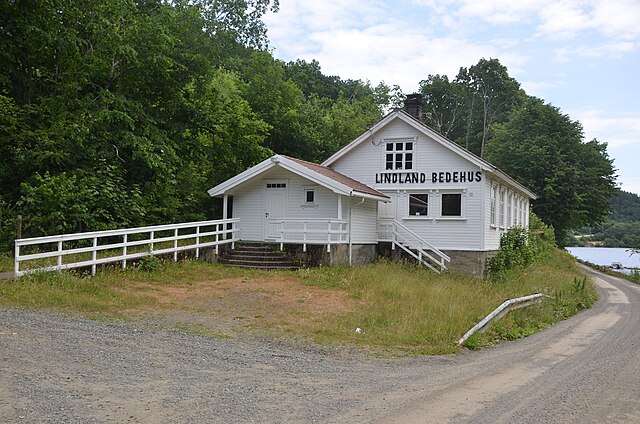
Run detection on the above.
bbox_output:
[302,186,318,208]
[507,192,513,228]
[499,187,505,228]
[490,183,497,227]
[383,137,416,171]
[406,192,430,219]
[438,190,466,220]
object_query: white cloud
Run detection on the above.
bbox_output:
[554,41,636,61]
[591,0,640,40]
[572,108,640,148]
[520,80,565,98]
[264,1,528,92]
[415,0,640,45]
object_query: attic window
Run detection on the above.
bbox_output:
[385,140,414,170]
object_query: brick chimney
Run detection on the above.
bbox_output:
[404,93,424,122]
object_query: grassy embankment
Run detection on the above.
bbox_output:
[0,246,595,355]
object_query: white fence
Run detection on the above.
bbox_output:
[14,219,240,277]
[268,218,349,252]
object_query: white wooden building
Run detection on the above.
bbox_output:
[208,95,536,275]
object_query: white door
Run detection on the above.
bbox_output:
[264,181,288,239]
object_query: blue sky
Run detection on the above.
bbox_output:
[264,0,640,195]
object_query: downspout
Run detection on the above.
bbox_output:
[349,196,366,265]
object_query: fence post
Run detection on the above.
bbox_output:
[195,225,200,259]
[215,223,219,256]
[57,240,63,268]
[122,234,128,270]
[91,237,97,276]
[14,240,19,276]
[173,228,178,262]
[303,222,307,252]
[231,220,235,250]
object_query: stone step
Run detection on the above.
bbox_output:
[224,263,300,270]
[223,254,292,262]
[219,243,299,270]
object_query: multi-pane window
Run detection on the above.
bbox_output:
[266,183,286,188]
[409,193,428,216]
[441,193,462,216]
[385,141,413,170]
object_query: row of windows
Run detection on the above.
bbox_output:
[490,184,527,228]
[408,193,463,217]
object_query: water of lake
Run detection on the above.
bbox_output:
[566,247,640,273]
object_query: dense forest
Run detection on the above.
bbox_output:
[571,190,640,248]
[0,0,617,251]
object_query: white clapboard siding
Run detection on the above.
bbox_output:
[231,168,345,242]
[332,118,486,251]
[484,178,503,250]
[349,198,378,244]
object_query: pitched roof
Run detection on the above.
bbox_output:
[208,155,389,201]
[283,156,387,199]
[322,109,537,199]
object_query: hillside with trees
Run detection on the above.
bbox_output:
[570,190,640,248]
[0,0,617,251]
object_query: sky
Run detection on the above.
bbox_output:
[263,0,640,195]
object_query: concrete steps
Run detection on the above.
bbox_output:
[219,243,300,270]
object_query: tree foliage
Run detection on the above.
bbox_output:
[484,96,617,245]
[420,58,523,157]
[0,0,393,249]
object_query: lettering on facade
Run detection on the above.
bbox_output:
[375,171,482,184]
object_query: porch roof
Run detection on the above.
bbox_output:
[208,155,389,201]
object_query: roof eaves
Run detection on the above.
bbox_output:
[207,156,276,197]
[277,156,353,196]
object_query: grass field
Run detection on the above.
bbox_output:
[0,246,596,355]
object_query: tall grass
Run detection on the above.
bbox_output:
[0,247,595,355]
[297,247,596,354]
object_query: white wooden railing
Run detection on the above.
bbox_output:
[14,218,240,277]
[268,218,349,252]
[378,218,450,273]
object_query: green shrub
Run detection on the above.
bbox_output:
[488,227,539,275]
[138,254,163,272]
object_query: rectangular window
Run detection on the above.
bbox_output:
[385,140,414,170]
[441,193,462,216]
[305,190,315,203]
[267,183,286,188]
[409,193,428,216]
[490,185,497,226]
[499,189,505,227]
[507,193,512,228]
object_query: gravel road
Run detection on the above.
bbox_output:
[2,265,639,423]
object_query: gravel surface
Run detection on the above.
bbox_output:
[2,265,640,423]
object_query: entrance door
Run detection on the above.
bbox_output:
[264,181,288,239]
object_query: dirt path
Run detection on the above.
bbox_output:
[2,265,639,423]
